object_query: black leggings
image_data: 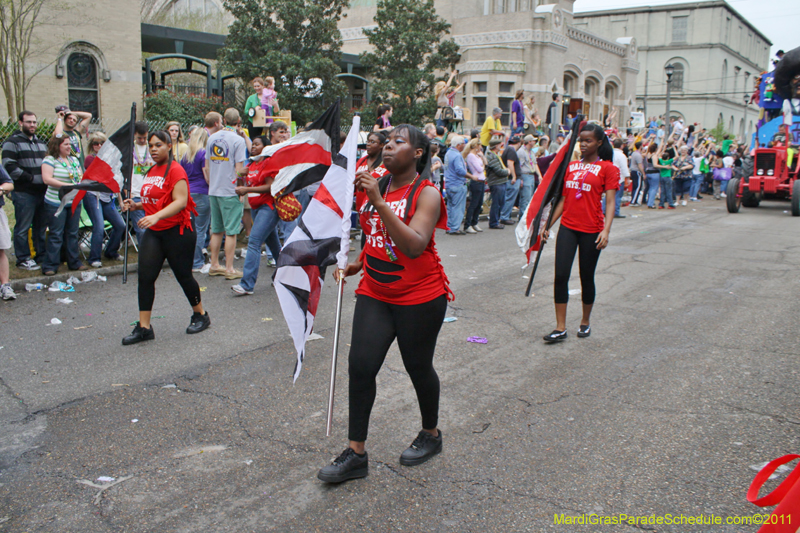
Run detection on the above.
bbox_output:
[348,294,448,442]
[554,225,602,305]
[138,225,201,312]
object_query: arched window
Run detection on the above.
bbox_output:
[67,53,99,119]
[67,52,100,118]
[669,63,684,91]
[728,115,734,132]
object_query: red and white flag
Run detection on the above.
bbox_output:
[252,101,341,198]
[274,116,359,382]
[515,123,581,264]
[56,120,132,215]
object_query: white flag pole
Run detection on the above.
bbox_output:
[325,115,360,437]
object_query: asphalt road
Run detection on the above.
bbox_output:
[0,198,798,532]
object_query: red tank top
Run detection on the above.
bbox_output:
[356,179,453,305]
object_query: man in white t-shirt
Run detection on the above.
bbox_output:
[129,121,154,241]
[206,108,248,279]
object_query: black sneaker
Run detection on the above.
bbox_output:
[122,323,155,345]
[317,448,369,483]
[399,430,443,466]
[577,324,591,338]
[186,311,211,334]
[543,329,567,343]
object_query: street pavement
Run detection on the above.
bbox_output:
[0,198,798,532]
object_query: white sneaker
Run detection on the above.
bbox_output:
[231,284,253,296]
[472,225,483,232]
[200,263,211,274]
[681,200,687,206]
[90,261,102,268]
[720,192,727,198]
[267,258,276,267]
[465,226,477,234]
[1,284,16,300]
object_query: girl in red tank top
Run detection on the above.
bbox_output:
[120,131,209,346]
[317,125,452,484]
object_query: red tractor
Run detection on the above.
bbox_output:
[727,146,800,216]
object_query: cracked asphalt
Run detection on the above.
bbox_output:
[0,198,798,532]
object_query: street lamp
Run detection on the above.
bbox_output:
[742,93,749,139]
[665,63,674,132]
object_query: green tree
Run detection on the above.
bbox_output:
[217,0,348,125]
[361,0,460,126]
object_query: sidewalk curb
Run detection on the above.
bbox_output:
[10,263,138,292]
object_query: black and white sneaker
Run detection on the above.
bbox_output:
[543,329,567,343]
[400,430,443,466]
[317,448,369,483]
[16,259,40,271]
[577,325,591,338]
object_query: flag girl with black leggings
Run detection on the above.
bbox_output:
[540,123,619,343]
[121,130,210,345]
[317,125,452,484]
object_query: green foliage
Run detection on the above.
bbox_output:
[708,122,735,143]
[360,0,460,126]
[143,91,229,124]
[0,118,55,144]
[217,0,349,126]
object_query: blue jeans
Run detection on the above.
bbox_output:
[240,204,282,291]
[519,173,535,215]
[501,179,520,221]
[445,182,467,232]
[191,193,211,269]
[129,197,146,242]
[464,180,485,229]
[83,194,125,262]
[10,191,47,264]
[43,201,82,272]
[512,125,524,135]
[616,186,623,215]
[659,176,674,207]
[690,173,703,199]
[489,183,506,227]
[645,172,660,207]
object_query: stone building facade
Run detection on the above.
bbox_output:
[1,0,143,127]
[574,1,771,138]
[340,0,640,130]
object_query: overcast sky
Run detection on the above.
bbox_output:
[573,0,796,60]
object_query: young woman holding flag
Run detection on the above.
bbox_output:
[540,123,619,343]
[121,131,210,345]
[317,125,452,484]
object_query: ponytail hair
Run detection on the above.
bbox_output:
[580,122,613,161]
[392,124,432,180]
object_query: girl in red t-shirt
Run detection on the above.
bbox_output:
[540,123,619,343]
[121,130,208,345]
[317,125,452,484]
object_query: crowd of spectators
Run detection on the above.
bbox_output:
[0,90,757,302]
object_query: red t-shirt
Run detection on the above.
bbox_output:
[356,155,388,178]
[356,178,452,305]
[245,158,274,210]
[560,159,620,234]
[140,161,196,232]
